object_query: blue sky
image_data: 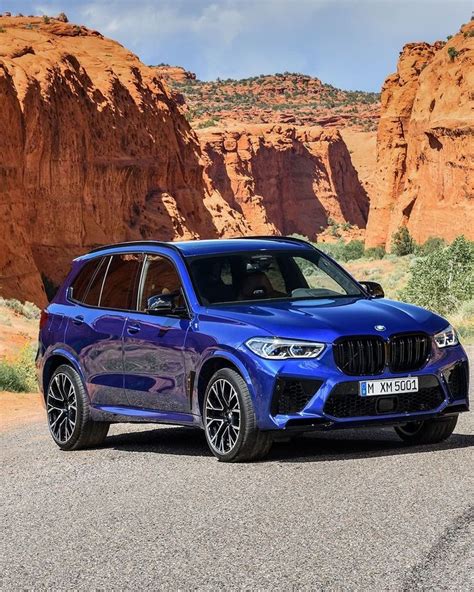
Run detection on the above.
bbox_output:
[1,0,471,91]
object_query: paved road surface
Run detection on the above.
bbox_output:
[1,351,473,590]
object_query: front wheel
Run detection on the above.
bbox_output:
[394,415,458,445]
[203,368,272,462]
[46,364,110,450]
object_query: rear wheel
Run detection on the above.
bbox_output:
[203,368,272,462]
[394,415,458,445]
[46,364,109,450]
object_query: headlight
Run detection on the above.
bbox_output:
[434,325,459,348]
[245,337,325,359]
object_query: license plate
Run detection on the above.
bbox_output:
[359,376,419,397]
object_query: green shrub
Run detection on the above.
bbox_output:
[196,118,220,129]
[416,236,446,256]
[0,345,38,393]
[400,236,474,315]
[364,246,385,260]
[42,15,51,24]
[391,226,415,256]
[316,239,365,262]
[447,46,459,61]
[0,297,40,320]
[342,240,365,261]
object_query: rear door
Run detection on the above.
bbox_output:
[66,253,142,408]
[123,253,191,412]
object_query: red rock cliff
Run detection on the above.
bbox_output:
[0,16,248,305]
[366,23,474,247]
[199,124,369,238]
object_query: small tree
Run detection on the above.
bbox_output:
[447,47,459,61]
[57,12,68,23]
[391,227,415,256]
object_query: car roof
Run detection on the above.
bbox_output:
[173,237,313,256]
[76,236,314,260]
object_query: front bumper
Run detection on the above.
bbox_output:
[243,343,470,432]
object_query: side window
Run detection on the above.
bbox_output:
[293,256,348,295]
[83,257,108,307]
[70,257,104,304]
[139,255,183,312]
[99,254,142,310]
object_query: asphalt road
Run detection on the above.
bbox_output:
[1,352,473,591]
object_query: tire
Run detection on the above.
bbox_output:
[203,368,272,462]
[46,364,110,451]
[394,415,458,445]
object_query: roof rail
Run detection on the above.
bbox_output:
[236,235,317,249]
[85,240,182,255]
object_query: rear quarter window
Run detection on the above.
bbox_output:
[70,257,104,303]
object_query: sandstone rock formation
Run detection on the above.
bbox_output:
[169,73,379,132]
[199,124,369,238]
[154,65,196,82]
[366,22,474,248]
[0,16,248,305]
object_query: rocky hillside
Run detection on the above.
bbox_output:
[158,69,380,132]
[0,15,249,306]
[0,15,374,306]
[199,124,369,238]
[366,21,474,247]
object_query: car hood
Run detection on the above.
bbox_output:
[203,297,448,343]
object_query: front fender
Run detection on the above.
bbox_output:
[192,347,258,418]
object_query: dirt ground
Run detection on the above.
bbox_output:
[0,392,45,432]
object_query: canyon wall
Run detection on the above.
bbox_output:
[199,124,369,238]
[0,17,248,305]
[366,22,474,248]
[0,16,372,306]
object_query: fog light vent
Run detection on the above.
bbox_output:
[271,379,322,415]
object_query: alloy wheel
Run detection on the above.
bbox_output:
[205,378,241,455]
[47,373,77,443]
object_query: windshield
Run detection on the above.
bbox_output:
[188,250,364,305]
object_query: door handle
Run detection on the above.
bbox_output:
[127,323,141,335]
[72,315,84,326]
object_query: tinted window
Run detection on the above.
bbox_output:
[100,254,142,310]
[139,255,183,311]
[70,257,104,304]
[189,251,363,305]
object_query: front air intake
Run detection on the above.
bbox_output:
[444,361,469,399]
[324,375,444,418]
[271,378,322,415]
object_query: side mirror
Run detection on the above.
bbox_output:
[146,291,189,317]
[146,294,174,314]
[359,281,384,299]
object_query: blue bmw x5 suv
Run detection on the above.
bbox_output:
[37,237,469,461]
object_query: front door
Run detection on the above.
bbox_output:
[123,254,191,412]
